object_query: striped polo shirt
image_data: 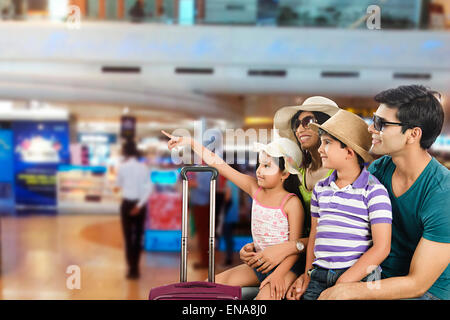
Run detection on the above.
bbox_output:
[310,167,392,270]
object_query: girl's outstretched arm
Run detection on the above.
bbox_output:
[162,130,259,197]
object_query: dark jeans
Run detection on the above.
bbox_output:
[120,199,146,273]
[302,266,381,300]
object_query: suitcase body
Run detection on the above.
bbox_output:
[149,166,241,300]
[149,281,240,300]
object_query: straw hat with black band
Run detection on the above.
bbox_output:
[308,109,374,164]
[274,96,341,143]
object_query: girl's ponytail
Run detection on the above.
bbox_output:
[277,157,302,201]
[278,156,307,236]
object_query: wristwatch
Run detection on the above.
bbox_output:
[295,240,305,252]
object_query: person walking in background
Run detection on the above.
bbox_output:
[129,0,145,22]
[116,139,152,279]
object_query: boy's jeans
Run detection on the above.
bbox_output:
[302,266,381,300]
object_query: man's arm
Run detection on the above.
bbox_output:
[318,237,450,300]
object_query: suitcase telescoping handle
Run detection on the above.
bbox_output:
[180,166,219,283]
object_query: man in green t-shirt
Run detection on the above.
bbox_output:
[319,85,450,300]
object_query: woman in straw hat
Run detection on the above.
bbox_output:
[240,97,341,285]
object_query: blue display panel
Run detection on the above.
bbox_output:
[13,121,70,208]
[0,128,15,210]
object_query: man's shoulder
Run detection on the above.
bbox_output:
[368,156,392,172]
[366,172,388,191]
[429,158,450,187]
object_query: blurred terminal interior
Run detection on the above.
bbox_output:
[0,0,449,299]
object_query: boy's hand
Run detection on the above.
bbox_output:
[286,273,310,300]
[161,130,191,150]
[259,272,286,300]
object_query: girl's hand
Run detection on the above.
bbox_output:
[239,242,256,264]
[286,273,310,300]
[259,272,286,300]
[248,242,292,274]
[161,130,192,150]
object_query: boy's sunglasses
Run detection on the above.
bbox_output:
[372,114,414,132]
[293,116,317,130]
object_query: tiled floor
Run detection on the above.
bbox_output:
[0,215,240,300]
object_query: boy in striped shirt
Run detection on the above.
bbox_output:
[301,110,392,300]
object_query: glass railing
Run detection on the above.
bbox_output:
[0,0,448,30]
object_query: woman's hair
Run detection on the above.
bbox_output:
[122,139,140,158]
[290,110,331,171]
[374,85,444,150]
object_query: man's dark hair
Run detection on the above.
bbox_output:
[374,85,444,150]
[122,139,140,158]
[318,129,365,169]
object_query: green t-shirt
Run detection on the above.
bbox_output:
[369,156,450,300]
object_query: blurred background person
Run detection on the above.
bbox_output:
[116,139,152,279]
[129,0,145,23]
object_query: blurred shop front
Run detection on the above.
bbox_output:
[0,103,116,215]
[0,101,256,253]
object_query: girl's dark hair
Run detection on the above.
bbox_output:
[122,139,140,158]
[277,157,303,204]
[374,85,444,150]
[290,110,331,171]
[277,156,307,236]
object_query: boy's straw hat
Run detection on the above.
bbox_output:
[308,109,373,163]
[274,96,341,143]
[253,138,302,175]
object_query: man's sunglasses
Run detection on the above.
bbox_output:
[372,114,415,132]
[293,116,317,130]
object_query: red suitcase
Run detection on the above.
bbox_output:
[149,166,241,300]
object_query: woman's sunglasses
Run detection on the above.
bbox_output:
[372,114,414,132]
[293,116,317,130]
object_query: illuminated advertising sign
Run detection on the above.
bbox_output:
[13,121,70,208]
[0,126,14,210]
